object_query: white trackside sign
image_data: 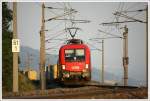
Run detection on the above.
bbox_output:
[12,39,20,52]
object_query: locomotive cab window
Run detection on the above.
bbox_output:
[65,49,85,62]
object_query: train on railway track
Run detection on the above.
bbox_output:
[46,39,91,82]
[58,38,91,81]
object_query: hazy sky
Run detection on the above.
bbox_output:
[9,2,147,85]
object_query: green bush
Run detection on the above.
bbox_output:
[19,73,35,92]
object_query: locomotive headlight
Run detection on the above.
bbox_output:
[62,65,65,70]
[85,64,89,69]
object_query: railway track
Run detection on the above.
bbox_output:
[3,84,147,99]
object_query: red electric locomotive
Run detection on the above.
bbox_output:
[58,39,91,81]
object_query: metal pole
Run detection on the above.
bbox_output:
[146,6,148,87]
[13,2,18,92]
[102,40,104,84]
[123,25,128,86]
[40,3,46,91]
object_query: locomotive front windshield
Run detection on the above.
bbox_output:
[65,49,85,62]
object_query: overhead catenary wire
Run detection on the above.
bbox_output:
[45,7,59,16]
[101,3,147,26]
[99,2,123,37]
[86,41,102,52]
[45,5,76,15]
[98,29,122,38]
[106,3,146,26]
[46,41,66,54]
[56,2,65,8]
[113,2,122,28]
[46,46,59,50]
[44,2,90,54]
[45,29,66,38]
[45,29,66,42]
[114,3,124,32]
[101,3,139,35]
[90,36,123,40]
[120,3,125,13]
[124,3,141,12]
[67,2,75,27]
[35,2,69,45]
[47,38,67,41]
[47,40,66,49]
[119,8,146,13]
[44,10,77,22]
[113,12,146,23]
[102,4,145,26]
[45,20,65,32]
[44,2,78,45]
[121,10,146,25]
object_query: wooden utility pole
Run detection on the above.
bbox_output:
[123,25,128,86]
[13,2,18,92]
[40,3,46,91]
[101,40,104,84]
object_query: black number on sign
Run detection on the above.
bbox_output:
[13,40,19,45]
